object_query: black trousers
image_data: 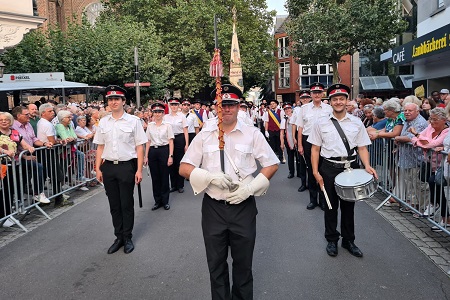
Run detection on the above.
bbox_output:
[40,148,63,197]
[296,149,307,185]
[170,134,185,190]
[285,138,295,175]
[428,173,448,219]
[188,132,196,144]
[202,194,257,300]
[320,159,358,243]
[100,160,136,240]
[148,145,170,206]
[302,135,324,205]
[268,130,282,160]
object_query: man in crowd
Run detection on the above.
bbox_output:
[181,99,199,143]
[393,102,428,212]
[296,83,332,210]
[28,103,40,135]
[309,83,377,257]
[264,99,284,162]
[179,84,279,300]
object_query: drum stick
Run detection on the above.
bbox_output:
[302,154,308,168]
[321,185,333,210]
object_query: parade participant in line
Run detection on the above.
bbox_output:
[144,102,174,211]
[291,90,311,191]
[296,83,332,210]
[94,85,147,254]
[308,84,377,257]
[181,99,199,144]
[280,102,296,178]
[263,99,284,162]
[164,98,189,193]
[192,99,209,130]
[179,84,279,300]
[238,100,254,126]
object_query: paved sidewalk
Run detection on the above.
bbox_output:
[0,185,103,249]
[366,192,450,276]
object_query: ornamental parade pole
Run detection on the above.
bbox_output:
[210,14,225,172]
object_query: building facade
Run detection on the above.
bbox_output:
[273,16,352,103]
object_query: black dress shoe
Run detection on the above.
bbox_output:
[287,173,294,179]
[297,174,301,178]
[320,203,326,211]
[342,241,363,257]
[164,204,170,210]
[306,202,318,210]
[280,161,286,164]
[326,241,338,257]
[123,238,134,254]
[169,187,177,193]
[151,204,161,211]
[178,188,184,193]
[298,185,307,192]
[107,239,124,254]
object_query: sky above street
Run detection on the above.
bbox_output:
[267,0,287,14]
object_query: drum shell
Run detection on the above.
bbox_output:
[334,169,377,202]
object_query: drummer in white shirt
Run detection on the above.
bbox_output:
[308,83,377,258]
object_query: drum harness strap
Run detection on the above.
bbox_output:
[327,118,357,169]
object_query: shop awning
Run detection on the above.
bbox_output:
[0,81,89,92]
[398,75,413,89]
[359,76,393,90]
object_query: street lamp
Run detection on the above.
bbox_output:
[0,62,5,79]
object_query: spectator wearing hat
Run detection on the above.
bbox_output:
[145,103,174,211]
[263,99,284,162]
[164,98,189,193]
[296,83,332,210]
[180,84,279,300]
[438,89,449,107]
[257,103,267,134]
[181,99,199,144]
[308,83,377,257]
[280,102,296,178]
[94,85,147,254]
[291,90,311,190]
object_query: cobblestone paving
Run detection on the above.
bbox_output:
[0,185,103,249]
[366,192,450,276]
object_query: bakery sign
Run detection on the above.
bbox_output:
[391,23,450,66]
[2,72,65,83]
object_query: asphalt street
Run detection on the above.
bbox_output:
[0,162,449,300]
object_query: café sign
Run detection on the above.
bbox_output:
[391,23,450,66]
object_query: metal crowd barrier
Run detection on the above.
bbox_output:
[371,138,450,235]
[0,140,96,232]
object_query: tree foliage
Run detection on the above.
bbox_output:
[1,16,171,98]
[285,0,406,83]
[105,0,276,97]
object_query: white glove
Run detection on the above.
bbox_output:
[226,173,270,204]
[189,168,234,195]
[265,131,270,138]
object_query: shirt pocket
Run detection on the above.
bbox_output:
[320,125,337,143]
[203,145,220,169]
[235,144,255,169]
[344,125,359,145]
[100,127,113,143]
[119,125,134,144]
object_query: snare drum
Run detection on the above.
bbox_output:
[334,169,377,202]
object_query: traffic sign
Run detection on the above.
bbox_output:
[124,82,151,87]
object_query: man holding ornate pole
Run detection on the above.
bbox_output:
[179,11,279,300]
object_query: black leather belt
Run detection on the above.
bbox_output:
[206,193,228,205]
[104,159,135,165]
[150,144,168,149]
[328,155,356,161]
[323,159,354,169]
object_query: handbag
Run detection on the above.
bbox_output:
[434,166,447,186]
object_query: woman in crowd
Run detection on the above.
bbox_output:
[55,110,87,188]
[421,97,436,121]
[410,108,449,221]
[0,112,36,221]
[74,115,94,141]
[85,114,97,135]
[145,102,174,211]
[361,104,374,128]
[163,98,188,193]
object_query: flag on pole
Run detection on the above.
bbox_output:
[229,6,244,93]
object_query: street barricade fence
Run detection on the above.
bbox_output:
[0,140,96,232]
[371,138,450,235]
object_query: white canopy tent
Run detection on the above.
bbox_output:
[0,80,89,91]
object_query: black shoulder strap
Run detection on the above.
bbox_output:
[330,118,353,157]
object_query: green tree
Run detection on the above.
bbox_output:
[105,0,276,97]
[1,16,171,98]
[285,0,406,83]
